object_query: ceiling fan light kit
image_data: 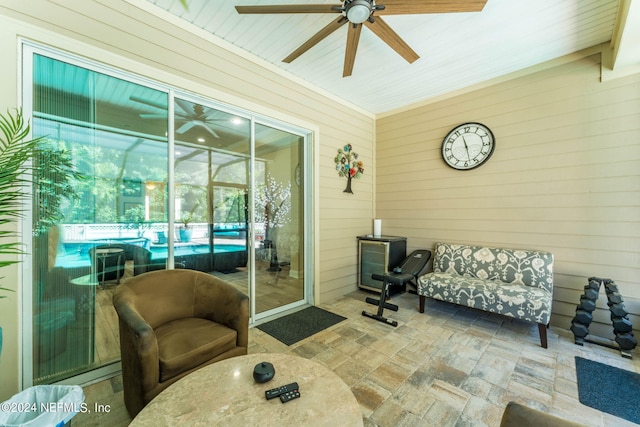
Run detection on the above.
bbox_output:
[236,0,488,77]
[345,0,373,24]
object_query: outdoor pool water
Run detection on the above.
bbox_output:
[54,242,246,268]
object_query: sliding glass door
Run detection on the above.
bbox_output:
[25,45,311,386]
[253,123,305,316]
[171,97,251,296]
[169,99,308,318]
[30,53,169,384]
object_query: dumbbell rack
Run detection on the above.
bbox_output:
[570,277,637,358]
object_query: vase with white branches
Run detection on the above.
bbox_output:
[255,174,291,271]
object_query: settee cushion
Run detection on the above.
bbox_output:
[156,317,237,382]
[432,243,554,293]
[419,272,552,324]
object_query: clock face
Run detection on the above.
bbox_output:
[441,122,495,170]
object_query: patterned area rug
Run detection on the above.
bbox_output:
[257,306,346,346]
[575,356,640,424]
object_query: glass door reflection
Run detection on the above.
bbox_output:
[173,97,251,298]
[31,53,169,383]
[253,123,305,315]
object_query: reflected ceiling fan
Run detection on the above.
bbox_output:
[236,0,488,77]
[130,95,221,138]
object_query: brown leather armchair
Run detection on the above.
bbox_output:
[113,269,249,417]
[500,402,584,427]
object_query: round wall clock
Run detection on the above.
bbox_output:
[441,122,495,170]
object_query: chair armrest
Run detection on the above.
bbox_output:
[220,289,250,348]
[113,290,160,392]
[203,284,250,348]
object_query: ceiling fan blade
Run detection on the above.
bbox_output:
[364,17,419,64]
[129,95,167,110]
[139,113,167,119]
[177,120,221,139]
[377,0,488,14]
[283,16,347,63]
[343,24,363,77]
[193,121,221,139]
[174,98,193,115]
[176,121,196,134]
[236,5,340,14]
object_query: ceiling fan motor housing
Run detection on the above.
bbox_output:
[345,0,373,24]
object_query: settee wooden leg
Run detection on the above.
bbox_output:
[419,295,425,313]
[538,323,548,348]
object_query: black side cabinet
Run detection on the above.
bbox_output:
[357,235,407,293]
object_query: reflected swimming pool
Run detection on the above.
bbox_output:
[55,242,246,268]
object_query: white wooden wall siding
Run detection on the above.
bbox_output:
[376,51,640,340]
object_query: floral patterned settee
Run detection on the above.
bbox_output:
[417,242,554,348]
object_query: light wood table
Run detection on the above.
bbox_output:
[130,353,363,426]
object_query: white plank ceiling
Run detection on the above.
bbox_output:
[143,0,620,114]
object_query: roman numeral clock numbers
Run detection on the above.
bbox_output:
[441,122,495,170]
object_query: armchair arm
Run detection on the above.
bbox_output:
[113,289,160,412]
[198,280,250,348]
[217,287,250,348]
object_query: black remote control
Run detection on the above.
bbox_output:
[279,389,301,403]
[265,382,299,400]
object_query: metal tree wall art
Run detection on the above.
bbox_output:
[334,144,364,194]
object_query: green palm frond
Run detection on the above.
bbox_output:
[1,109,82,296]
[0,109,41,284]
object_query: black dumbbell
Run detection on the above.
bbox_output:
[586,279,601,290]
[583,288,599,300]
[570,321,589,338]
[612,316,633,333]
[578,297,596,312]
[607,292,624,304]
[608,303,628,318]
[573,309,593,325]
[615,333,637,351]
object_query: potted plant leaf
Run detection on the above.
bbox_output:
[0,109,80,358]
[0,109,40,357]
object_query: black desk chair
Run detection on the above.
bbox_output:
[362,249,432,327]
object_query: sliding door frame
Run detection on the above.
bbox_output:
[20,40,314,387]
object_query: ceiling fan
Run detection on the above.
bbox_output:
[130,95,222,138]
[236,0,488,77]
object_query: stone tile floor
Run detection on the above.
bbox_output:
[74,290,639,426]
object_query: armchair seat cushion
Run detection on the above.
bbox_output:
[156,318,237,382]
